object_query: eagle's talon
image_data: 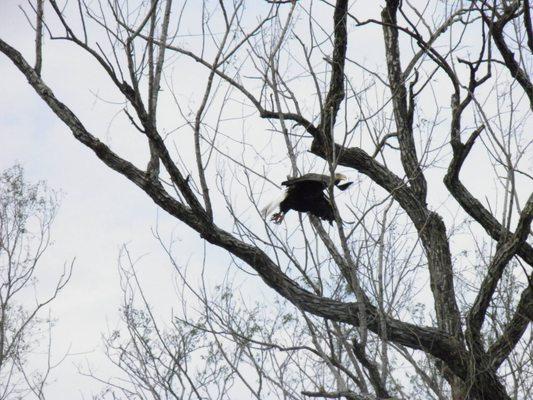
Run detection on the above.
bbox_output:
[271,213,284,224]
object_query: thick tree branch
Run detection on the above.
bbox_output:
[318,0,348,151]
[381,0,427,203]
[480,2,533,109]
[34,0,43,76]
[467,194,533,338]
[351,339,391,399]
[363,3,464,353]
[146,0,172,181]
[487,282,533,369]
[524,0,533,53]
[445,127,533,267]
[301,389,391,400]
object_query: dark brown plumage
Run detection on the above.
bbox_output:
[262,173,352,224]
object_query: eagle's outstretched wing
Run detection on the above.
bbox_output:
[281,173,331,187]
[307,193,335,223]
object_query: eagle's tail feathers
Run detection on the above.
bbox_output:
[261,191,287,217]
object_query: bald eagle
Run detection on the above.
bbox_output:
[261,173,353,224]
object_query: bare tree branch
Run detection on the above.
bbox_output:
[467,194,533,339]
[487,282,533,369]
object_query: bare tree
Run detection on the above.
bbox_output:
[0,1,532,399]
[0,165,72,399]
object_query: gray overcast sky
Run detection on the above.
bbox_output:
[1,0,531,398]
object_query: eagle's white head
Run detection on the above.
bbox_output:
[334,173,347,182]
[333,173,353,191]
